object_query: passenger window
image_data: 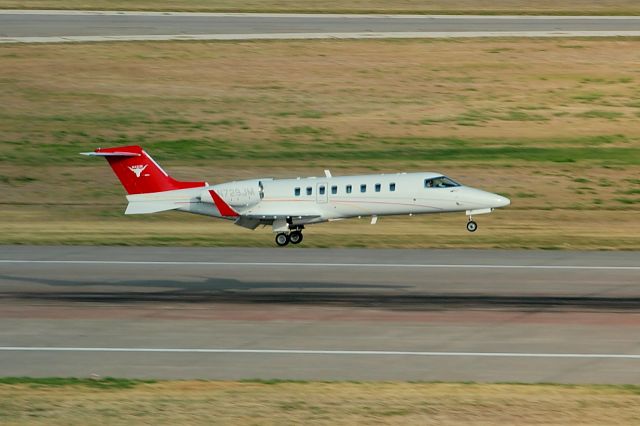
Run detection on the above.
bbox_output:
[294,187,301,196]
[360,184,367,193]
[319,185,326,195]
[375,183,381,192]
[346,185,352,194]
[306,187,312,195]
[331,185,338,195]
[389,183,396,192]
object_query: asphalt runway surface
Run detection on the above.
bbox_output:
[1,246,639,383]
[1,11,639,42]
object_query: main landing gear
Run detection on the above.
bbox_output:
[275,227,304,246]
[466,217,478,232]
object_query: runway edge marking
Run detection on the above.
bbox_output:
[1,260,639,270]
[5,31,640,44]
[1,347,639,359]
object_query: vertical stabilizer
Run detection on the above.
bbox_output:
[82,145,205,194]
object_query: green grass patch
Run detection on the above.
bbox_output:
[276,126,332,136]
[572,92,605,103]
[576,110,624,120]
[515,192,538,198]
[239,379,312,385]
[0,377,155,389]
[617,188,640,195]
[499,110,548,122]
[4,135,640,166]
[614,197,640,204]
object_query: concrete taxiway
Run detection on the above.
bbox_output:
[1,12,640,42]
[0,246,639,383]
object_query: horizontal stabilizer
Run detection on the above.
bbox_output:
[125,201,180,215]
[80,151,140,157]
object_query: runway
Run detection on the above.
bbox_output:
[1,246,639,383]
[1,11,640,43]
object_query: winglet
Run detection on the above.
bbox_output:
[209,190,239,217]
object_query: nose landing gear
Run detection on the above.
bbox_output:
[466,217,478,232]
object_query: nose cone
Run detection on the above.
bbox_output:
[460,187,511,209]
[493,194,511,208]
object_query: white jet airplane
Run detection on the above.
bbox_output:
[83,145,510,246]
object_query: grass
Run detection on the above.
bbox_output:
[1,380,639,425]
[1,0,640,15]
[576,110,625,120]
[2,38,640,248]
[0,377,155,389]
[1,205,640,250]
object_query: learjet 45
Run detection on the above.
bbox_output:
[82,145,510,246]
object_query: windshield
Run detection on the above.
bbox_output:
[424,176,461,188]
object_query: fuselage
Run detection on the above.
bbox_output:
[181,172,510,227]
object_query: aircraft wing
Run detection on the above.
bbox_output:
[234,212,322,230]
[242,213,321,220]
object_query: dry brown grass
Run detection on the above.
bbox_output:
[1,0,640,15]
[3,39,640,147]
[2,381,640,425]
[1,39,639,248]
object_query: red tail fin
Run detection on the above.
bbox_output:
[83,145,205,194]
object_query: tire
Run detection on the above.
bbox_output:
[275,233,290,246]
[289,231,303,245]
[466,221,478,232]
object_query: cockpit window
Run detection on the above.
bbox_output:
[424,176,461,188]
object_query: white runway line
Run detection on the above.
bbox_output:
[1,347,639,359]
[3,31,640,43]
[1,259,638,270]
[2,11,640,19]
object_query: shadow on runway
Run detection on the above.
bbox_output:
[1,275,639,312]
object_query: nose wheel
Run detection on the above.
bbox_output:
[466,218,478,232]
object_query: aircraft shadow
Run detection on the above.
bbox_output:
[1,275,639,312]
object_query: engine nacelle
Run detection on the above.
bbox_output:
[203,179,266,208]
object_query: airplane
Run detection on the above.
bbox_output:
[82,145,510,246]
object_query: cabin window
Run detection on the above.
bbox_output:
[346,185,352,194]
[331,185,338,195]
[360,184,367,193]
[389,183,396,192]
[294,187,301,196]
[319,185,326,195]
[306,186,313,195]
[375,183,381,192]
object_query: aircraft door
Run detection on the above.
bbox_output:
[316,183,328,203]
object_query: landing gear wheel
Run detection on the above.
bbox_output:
[289,231,303,245]
[466,220,478,233]
[275,233,290,246]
